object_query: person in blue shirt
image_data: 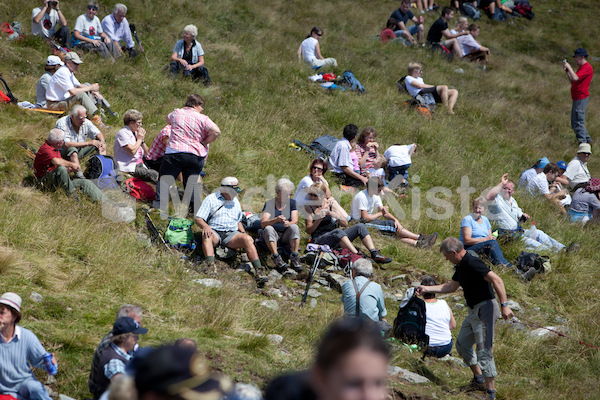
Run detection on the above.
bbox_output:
[169,24,210,85]
[0,292,57,400]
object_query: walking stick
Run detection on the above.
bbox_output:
[129,23,151,67]
[301,244,332,304]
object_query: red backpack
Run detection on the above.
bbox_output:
[125,177,156,201]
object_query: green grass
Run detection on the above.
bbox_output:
[1,0,600,398]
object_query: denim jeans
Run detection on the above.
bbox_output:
[571,97,591,143]
[426,339,453,358]
[465,240,511,266]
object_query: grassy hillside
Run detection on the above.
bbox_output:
[1,0,600,399]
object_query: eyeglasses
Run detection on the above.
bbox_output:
[135,121,143,125]
[311,166,324,171]
[87,5,98,11]
[316,33,322,37]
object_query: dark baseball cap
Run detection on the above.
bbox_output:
[113,317,148,335]
[135,345,233,400]
[573,48,588,57]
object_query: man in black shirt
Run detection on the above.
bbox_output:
[426,7,467,58]
[417,237,514,400]
[390,0,425,45]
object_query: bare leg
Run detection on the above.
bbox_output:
[202,229,219,257]
[227,233,259,262]
[361,234,376,251]
[266,240,278,255]
[447,89,459,114]
[339,236,358,253]
[290,238,300,252]
[417,25,424,43]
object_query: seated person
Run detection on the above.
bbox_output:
[89,317,147,400]
[350,177,438,248]
[449,16,469,35]
[143,124,171,173]
[420,276,456,358]
[113,109,158,183]
[45,51,111,122]
[31,0,69,48]
[568,178,600,224]
[195,177,267,281]
[341,258,391,333]
[36,55,64,108]
[329,124,368,187]
[380,18,398,44]
[554,160,572,207]
[390,0,425,45]
[426,7,467,58]
[260,178,302,272]
[384,142,416,186]
[73,1,120,59]
[457,24,490,65]
[517,156,549,188]
[485,0,519,19]
[460,198,513,268]
[355,127,379,176]
[405,62,459,114]
[485,173,568,252]
[0,292,58,400]
[304,182,392,264]
[525,163,567,215]
[564,143,592,190]
[297,27,337,68]
[169,25,211,85]
[365,155,396,196]
[34,129,105,202]
[101,3,138,58]
[55,105,107,178]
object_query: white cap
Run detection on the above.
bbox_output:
[0,292,22,314]
[64,52,83,64]
[220,177,239,187]
[46,55,64,66]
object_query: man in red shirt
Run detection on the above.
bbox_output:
[563,48,593,144]
[34,128,104,201]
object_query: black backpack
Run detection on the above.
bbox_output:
[393,292,429,348]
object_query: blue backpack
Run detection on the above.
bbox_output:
[462,3,481,20]
[340,70,366,94]
[85,155,119,190]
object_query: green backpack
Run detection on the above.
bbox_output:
[164,218,196,250]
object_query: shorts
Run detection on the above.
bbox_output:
[420,86,442,103]
[214,230,239,246]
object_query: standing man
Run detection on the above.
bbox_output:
[563,48,593,144]
[426,7,467,58]
[417,238,514,400]
[31,0,69,48]
[101,4,139,58]
[564,143,592,189]
[0,292,58,400]
[390,0,425,45]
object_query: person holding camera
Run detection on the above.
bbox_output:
[563,48,593,144]
[31,0,69,48]
[485,173,570,252]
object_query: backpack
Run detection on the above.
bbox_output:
[0,74,18,103]
[339,70,366,94]
[310,135,339,158]
[462,3,481,20]
[85,155,119,189]
[516,251,551,273]
[125,177,156,201]
[164,218,196,250]
[514,0,534,19]
[393,291,429,348]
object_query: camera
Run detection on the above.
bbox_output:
[562,59,567,63]
[49,1,58,7]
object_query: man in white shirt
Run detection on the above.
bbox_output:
[525,163,567,214]
[350,177,437,248]
[564,143,592,189]
[101,4,138,58]
[457,24,490,66]
[329,124,368,187]
[46,52,100,117]
[31,0,69,48]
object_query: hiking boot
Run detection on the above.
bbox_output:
[520,266,536,282]
[565,242,580,253]
[272,254,288,272]
[416,234,431,249]
[370,249,392,264]
[289,253,303,272]
[254,268,269,287]
[460,378,486,392]
[427,232,439,247]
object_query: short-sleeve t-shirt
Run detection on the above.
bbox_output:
[351,189,383,220]
[571,62,593,100]
[31,7,60,37]
[384,144,415,167]
[36,72,52,107]
[427,18,448,43]
[74,14,103,38]
[262,198,297,232]
[457,34,480,57]
[459,214,491,243]
[452,251,494,308]
[46,65,81,102]
[518,167,537,188]
[34,141,62,178]
[569,188,600,214]
[525,172,550,196]
[390,8,414,25]
[404,76,424,98]
[114,126,143,173]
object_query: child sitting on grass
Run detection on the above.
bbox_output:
[384,143,416,187]
[380,18,399,44]
[367,155,397,196]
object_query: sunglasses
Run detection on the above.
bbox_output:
[87,5,98,11]
[311,166,324,171]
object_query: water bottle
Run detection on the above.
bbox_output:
[524,222,536,238]
[185,69,191,77]
[42,352,57,375]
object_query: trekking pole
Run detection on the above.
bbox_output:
[512,317,600,350]
[301,247,327,304]
[129,23,151,67]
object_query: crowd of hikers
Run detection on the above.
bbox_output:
[1,0,598,400]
